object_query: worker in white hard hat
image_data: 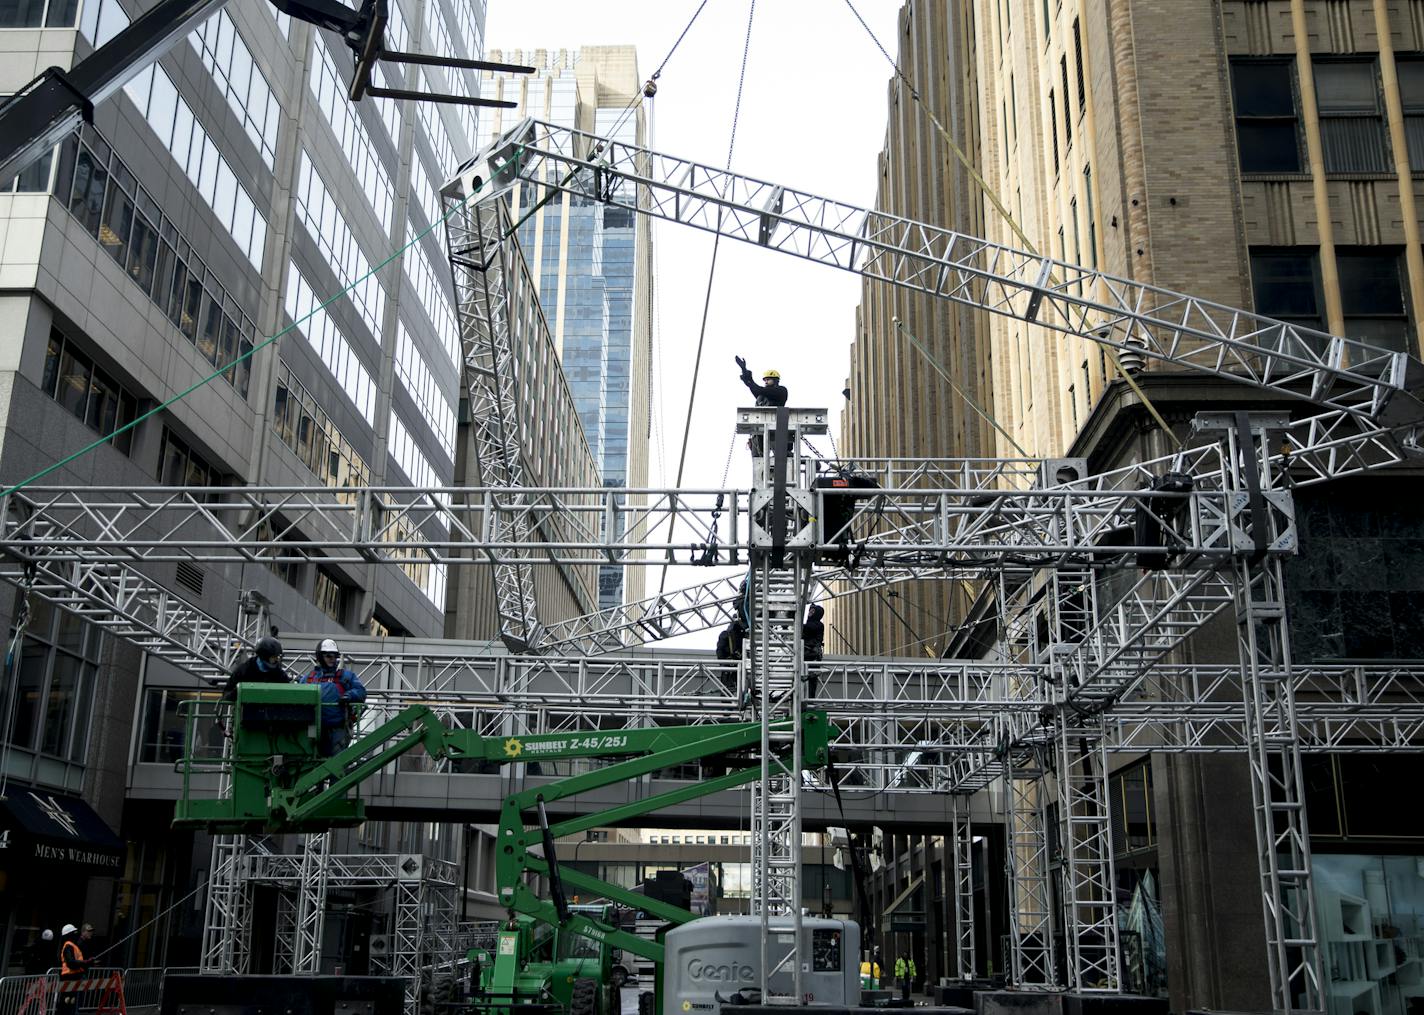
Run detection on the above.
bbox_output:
[57,924,91,1015]
[297,639,367,756]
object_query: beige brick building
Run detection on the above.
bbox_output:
[839,1,1424,1008]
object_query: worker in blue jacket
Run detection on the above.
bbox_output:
[299,638,367,756]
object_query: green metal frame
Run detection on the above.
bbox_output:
[174,687,831,1002]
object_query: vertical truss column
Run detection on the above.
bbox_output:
[200,835,253,974]
[1004,754,1057,989]
[950,796,976,981]
[444,192,542,652]
[273,891,298,974]
[1054,721,1120,992]
[749,555,807,1003]
[294,832,332,974]
[1234,556,1323,1013]
[392,874,428,1015]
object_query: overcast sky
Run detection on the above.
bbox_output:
[483,0,904,648]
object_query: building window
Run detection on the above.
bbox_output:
[1061,56,1072,147]
[1250,249,1324,334]
[0,0,77,27]
[1083,164,1098,269]
[0,599,101,786]
[1048,89,1060,173]
[156,426,224,488]
[1230,59,1302,173]
[1315,60,1388,173]
[1337,248,1410,351]
[1073,18,1085,112]
[1109,760,1155,854]
[1397,57,1424,171]
[41,329,138,455]
[313,568,351,625]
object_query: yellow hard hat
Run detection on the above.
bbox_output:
[763,369,781,380]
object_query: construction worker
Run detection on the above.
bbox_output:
[893,955,907,999]
[221,636,287,701]
[735,357,788,459]
[802,603,825,698]
[735,357,787,407]
[298,638,367,757]
[22,929,54,974]
[57,924,91,1015]
[905,956,917,998]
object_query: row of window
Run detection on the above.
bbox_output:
[394,322,456,460]
[310,35,395,233]
[41,328,139,455]
[1232,57,1424,175]
[387,409,441,493]
[272,358,373,495]
[417,70,459,173]
[283,261,378,424]
[55,133,256,398]
[652,834,752,845]
[122,60,268,270]
[380,505,449,606]
[294,150,388,343]
[403,229,461,368]
[189,9,281,170]
[407,142,443,230]
[1250,246,1412,351]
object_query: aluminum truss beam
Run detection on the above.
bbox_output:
[200,834,255,974]
[950,797,976,981]
[470,118,1424,428]
[1054,722,1119,992]
[442,193,542,652]
[749,558,808,1003]
[1004,753,1056,988]
[0,481,1294,569]
[294,832,331,974]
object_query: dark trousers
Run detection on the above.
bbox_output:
[319,724,351,757]
[901,976,911,1000]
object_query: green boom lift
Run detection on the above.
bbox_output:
[174,683,833,1015]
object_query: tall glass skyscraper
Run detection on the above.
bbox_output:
[476,47,654,610]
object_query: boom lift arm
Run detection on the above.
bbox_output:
[176,684,833,965]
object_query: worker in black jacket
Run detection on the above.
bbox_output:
[736,357,788,459]
[803,603,825,698]
[221,636,288,701]
[735,356,787,406]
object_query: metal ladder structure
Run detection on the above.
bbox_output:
[1003,749,1056,988]
[950,797,977,980]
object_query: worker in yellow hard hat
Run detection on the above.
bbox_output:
[735,356,788,407]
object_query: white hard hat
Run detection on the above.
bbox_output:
[61,924,77,936]
[42,930,54,941]
[317,638,340,654]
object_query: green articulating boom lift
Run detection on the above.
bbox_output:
[174,684,834,1015]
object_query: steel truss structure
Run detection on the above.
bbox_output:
[20,116,1424,1011]
[231,845,461,1015]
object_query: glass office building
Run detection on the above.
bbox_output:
[476,47,654,610]
[0,0,492,968]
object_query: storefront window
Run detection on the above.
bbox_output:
[1316,854,1424,1015]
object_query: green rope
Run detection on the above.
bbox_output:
[2,164,494,499]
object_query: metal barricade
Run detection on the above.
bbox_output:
[55,968,123,1015]
[118,968,197,1015]
[0,974,58,1015]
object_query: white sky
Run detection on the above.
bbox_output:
[483,1,903,649]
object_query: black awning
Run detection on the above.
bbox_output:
[0,789,125,875]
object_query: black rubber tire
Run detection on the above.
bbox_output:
[570,977,598,1015]
[638,990,655,1015]
[609,966,628,989]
